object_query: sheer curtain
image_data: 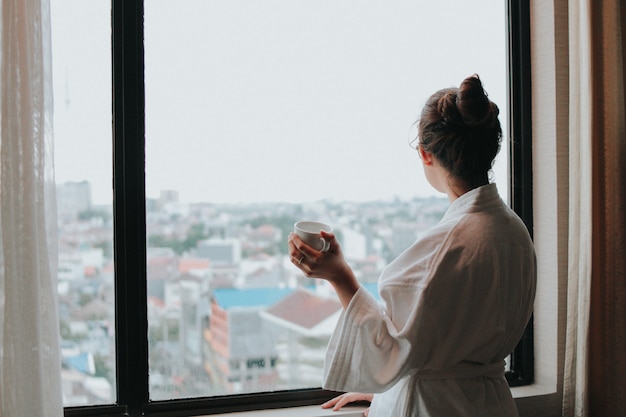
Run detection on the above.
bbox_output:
[562,0,592,415]
[0,0,63,416]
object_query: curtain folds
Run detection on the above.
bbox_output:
[0,0,63,416]
[588,0,626,416]
[562,1,593,415]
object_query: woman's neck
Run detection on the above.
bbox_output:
[445,177,488,203]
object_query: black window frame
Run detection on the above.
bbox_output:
[64,0,532,415]
[505,0,534,388]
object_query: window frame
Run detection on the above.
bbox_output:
[64,0,533,415]
[505,0,534,388]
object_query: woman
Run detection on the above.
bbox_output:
[288,74,536,417]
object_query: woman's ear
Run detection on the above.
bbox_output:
[419,146,434,166]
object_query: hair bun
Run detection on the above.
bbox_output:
[417,74,502,187]
[437,90,463,125]
[456,74,497,127]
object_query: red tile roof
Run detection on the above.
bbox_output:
[178,258,210,274]
[264,288,341,330]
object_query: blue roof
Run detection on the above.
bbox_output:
[63,352,95,375]
[213,287,294,309]
[213,284,379,309]
[362,282,381,300]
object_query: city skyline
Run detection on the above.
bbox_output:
[56,176,451,404]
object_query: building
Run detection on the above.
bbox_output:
[204,287,293,394]
[57,180,92,219]
[196,238,242,266]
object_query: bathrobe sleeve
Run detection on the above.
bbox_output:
[322,287,417,392]
[322,228,446,393]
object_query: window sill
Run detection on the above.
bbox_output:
[511,384,556,399]
[193,386,556,417]
[193,386,557,417]
[198,405,367,417]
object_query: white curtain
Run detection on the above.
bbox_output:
[0,0,63,416]
[562,0,592,416]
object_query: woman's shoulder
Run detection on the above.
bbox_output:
[452,203,533,246]
[433,206,536,281]
[378,221,457,287]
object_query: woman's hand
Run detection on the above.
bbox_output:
[288,231,348,281]
[288,231,359,308]
[321,392,373,416]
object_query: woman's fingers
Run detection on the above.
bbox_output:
[331,395,352,410]
[287,234,307,264]
[321,393,351,410]
[291,232,336,258]
[288,232,336,270]
[320,392,373,411]
[320,396,340,409]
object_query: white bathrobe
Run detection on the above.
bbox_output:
[323,184,536,417]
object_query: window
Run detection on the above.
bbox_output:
[52,0,115,407]
[58,0,532,415]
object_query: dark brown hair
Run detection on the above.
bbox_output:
[418,74,502,188]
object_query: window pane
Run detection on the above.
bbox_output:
[51,0,115,406]
[144,0,507,400]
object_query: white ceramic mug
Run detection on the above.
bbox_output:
[294,221,333,252]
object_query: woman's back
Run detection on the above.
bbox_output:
[370,184,536,416]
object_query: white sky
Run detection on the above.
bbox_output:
[51,0,508,205]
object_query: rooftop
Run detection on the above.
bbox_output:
[212,287,294,309]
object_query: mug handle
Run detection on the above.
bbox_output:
[320,237,331,253]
